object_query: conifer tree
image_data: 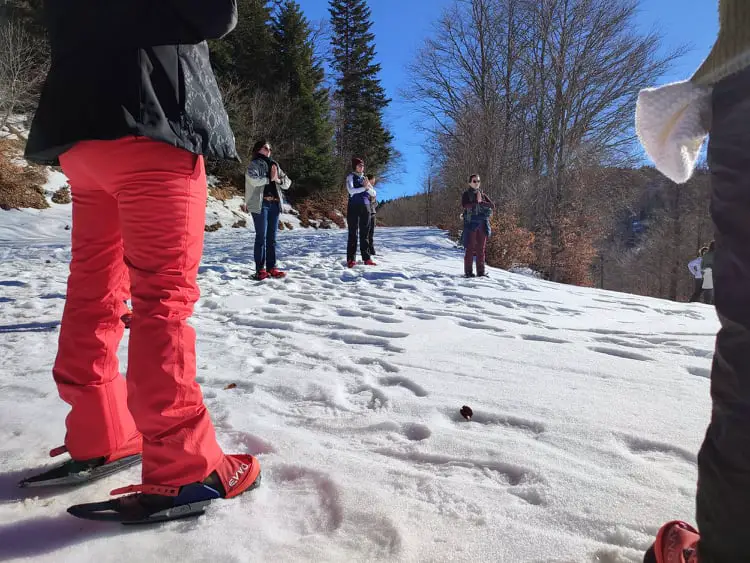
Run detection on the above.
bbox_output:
[329,0,394,174]
[272,0,337,195]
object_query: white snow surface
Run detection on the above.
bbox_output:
[0,204,717,562]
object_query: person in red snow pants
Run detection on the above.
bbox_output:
[22,1,260,514]
[55,138,224,486]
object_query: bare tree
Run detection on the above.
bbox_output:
[0,18,48,131]
[404,0,683,283]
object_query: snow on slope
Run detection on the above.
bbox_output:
[0,215,717,562]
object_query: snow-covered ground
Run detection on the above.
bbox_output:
[0,201,717,562]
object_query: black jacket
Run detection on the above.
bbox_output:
[24,1,239,165]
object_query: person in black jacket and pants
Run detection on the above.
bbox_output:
[346,158,376,268]
[21,0,261,520]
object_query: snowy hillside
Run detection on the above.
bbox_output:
[0,204,718,562]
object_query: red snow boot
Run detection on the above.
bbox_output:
[253,269,269,281]
[364,259,377,266]
[644,521,700,563]
[347,260,356,268]
[268,268,286,279]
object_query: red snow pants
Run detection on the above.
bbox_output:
[464,227,488,276]
[54,136,223,486]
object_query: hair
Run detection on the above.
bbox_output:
[252,139,270,153]
[352,157,364,169]
[468,174,480,184]
[366,174,375,182]
[709,240,715,251]
[699,246,709,256]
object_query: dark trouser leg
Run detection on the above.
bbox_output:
[265,202,280,270]
[476,230,488,276]
[367,215,376,255]
[252,204,268,272]
[464,229,476,275]
[359,207,371,261]
[697,66,750,563]
[704,289,715,306]
[347,203,358,262]
[689,278,704,302]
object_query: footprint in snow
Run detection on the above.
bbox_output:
[443,407,546,435]
[686,366,711,379]
[378,376,428,397]
[589,346,652,362]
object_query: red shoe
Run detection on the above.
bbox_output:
[268,268,286,279]
[364,259,377,266]
[253,269,269,281]
[347,260,356,268]
[645,521,700,563]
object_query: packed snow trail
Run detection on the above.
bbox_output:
[0,210,717,562]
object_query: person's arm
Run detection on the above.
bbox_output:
[277,165,293,191]
[246,160,268,189]
[168,0,238,40]
[347,174,367,196]
[480,193,496,210]
[688,258,702,277]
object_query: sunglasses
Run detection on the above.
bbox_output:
[471,180,481,184]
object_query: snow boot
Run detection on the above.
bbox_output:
[19,436,143,488]
[67,454,261,524]
[252,269,269,281]
[347,260,356,268]
[644,521,700,563]
[364,259,377,266]
[268,268,286,279]
[464,272,476,278]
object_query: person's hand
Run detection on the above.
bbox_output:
[240,204,248,213]
[270,164,280,183]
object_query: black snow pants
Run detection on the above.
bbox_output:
[697,65,750,563]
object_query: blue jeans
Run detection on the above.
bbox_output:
[252,200,280,271]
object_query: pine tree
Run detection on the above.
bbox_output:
[272,0,336,195]
[329,0,393,174]
[209,0,274,88]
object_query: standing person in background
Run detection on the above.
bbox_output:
[461,175,495,278]
[20,0,261,522]
[636,1,750,560]
[244,140,292,281]
[366,174,378,256]
[700,241,716,306]
[346,158,376,268]
[688,247,708,303]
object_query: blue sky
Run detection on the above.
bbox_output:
[294,0,719,198]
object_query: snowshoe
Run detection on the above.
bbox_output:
[19,445,141,488]
[67,454,261,525]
